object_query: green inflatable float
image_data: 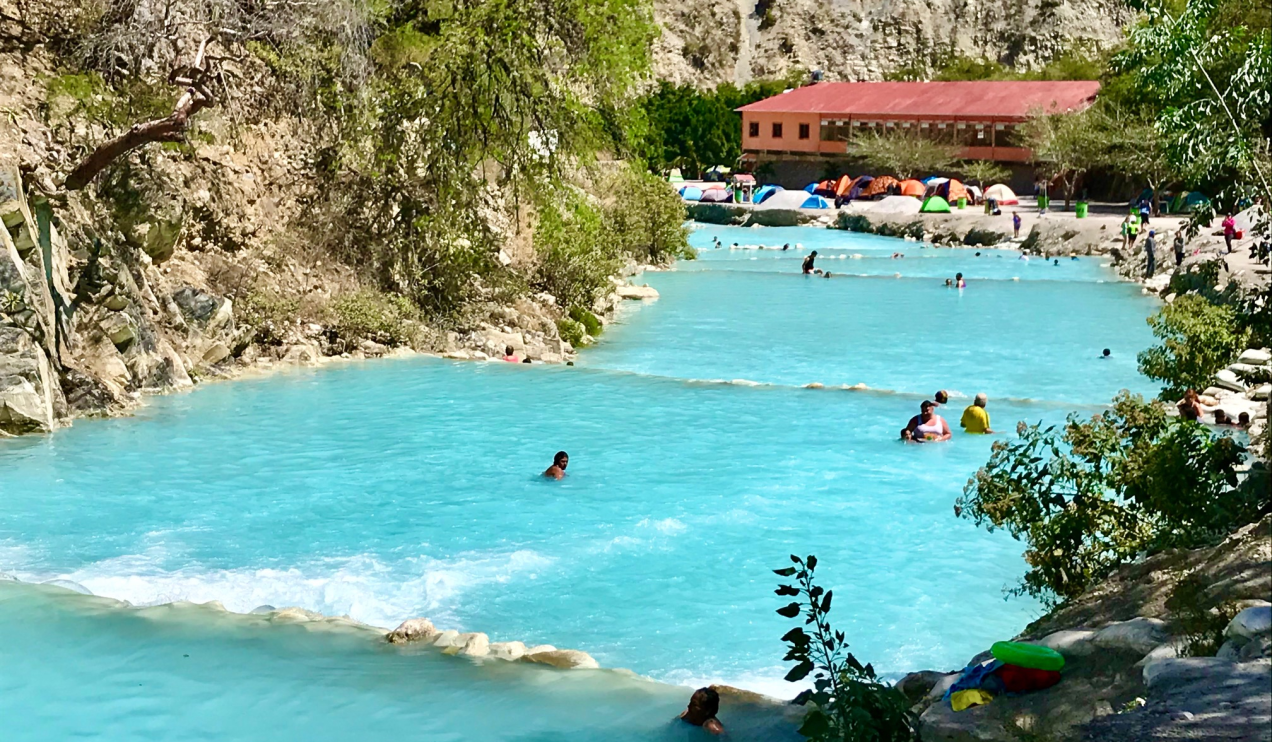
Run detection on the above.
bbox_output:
[990,641,1065,672]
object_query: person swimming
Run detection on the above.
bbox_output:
[944,279,953,287]
[543,451,569,479]
[955,272,965,288]
[901,401,952,442]
[802,251,818,274]
[934,390,950,405]
[1177,390,1204,421]
[679,687,724,735]
[782,243,790,251]
[1102,348,1111,359]
[502,345,518,362]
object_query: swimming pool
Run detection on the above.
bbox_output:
[0,225,1158,736]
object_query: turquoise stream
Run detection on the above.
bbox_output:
[0,225,1158,738]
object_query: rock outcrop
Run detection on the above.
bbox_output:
[385,617,599,670]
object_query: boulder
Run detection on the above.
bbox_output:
[1034,630,1100,658]
[896,670,951,704]
[1093,617,1170,655]
[430,630,461,648]
[1253,384,1271,401]
[201,342,231,365]
[1226,605,1272,644]
[488,641,527,661]
[99,313,136,349]
[0,326,59,434]
[441,632,489,658]
[616,284,660,300]
[1237,349,1271,365]
[172,287,231,330]
[281,344,321,365]
[522,648,599,670]
[358,339,389,357]
[1212,369,1246,393]
[386,618,439,644]
[1227,363,1269,381]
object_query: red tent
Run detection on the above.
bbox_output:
[899,179,926,197]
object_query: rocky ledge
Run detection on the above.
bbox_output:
[386,617,600,670]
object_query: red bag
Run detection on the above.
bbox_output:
[1236,229,1245,239]
[995,664,1061,693]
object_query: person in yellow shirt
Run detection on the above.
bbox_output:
[960,393,995,434]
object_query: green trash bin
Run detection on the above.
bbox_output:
[1075,202,1088,218]
[1038,195,1050,210]
[957,197,967,209]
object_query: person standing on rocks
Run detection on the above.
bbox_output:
[1144,230,1157,278]
[543,451,569,480]
[1012,211,1022,239]
[1174,230,1186,267]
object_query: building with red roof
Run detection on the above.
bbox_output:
[737,81,1100,165]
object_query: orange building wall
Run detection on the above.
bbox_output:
[741,112,822,154]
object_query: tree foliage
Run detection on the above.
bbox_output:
[1137,294,1250,398]
[958,160,1010,187]
[775,556,917,742]
[957,393,1251,607]
[850,130,958,180]
[1022,108,1110,207]
[602,165,692,264]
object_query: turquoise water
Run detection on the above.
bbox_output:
[0,225,1158,734]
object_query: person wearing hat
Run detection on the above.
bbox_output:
[1144,229,1157,279]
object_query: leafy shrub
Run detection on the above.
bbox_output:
[603,165,693,264]
[1138,294,1248,398]
[957,392,1250,606]
[533,193,621,312]
[834,214,872,233]
[555,317,586,347]
[237,288,300,347]
[569,306,603,336]
[330,289,418,348]
[775,555,916,742]
[1166,574,1243,657]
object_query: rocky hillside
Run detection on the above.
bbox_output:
[653,0,1133,86]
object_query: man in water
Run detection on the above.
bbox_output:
[782,243,790,251]
[934,390,950,406]
[801,250,818,274]
[960,393,995,434]
[678,687,724,735]
[901,401,952,442]
[1102,348,1111,359]
[543,451,569,480]
[502,345,519,362]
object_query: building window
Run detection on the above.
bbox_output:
[748,121,759,138]
[798,123,810,140]
[772,123,783,139]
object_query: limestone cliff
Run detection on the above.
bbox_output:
[653,0,1132,87]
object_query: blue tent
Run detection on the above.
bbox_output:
[679,186,703,202]
[754,185,784,204]
[801,195,832,209]
[922,176,941,184]
[803,182,818,193]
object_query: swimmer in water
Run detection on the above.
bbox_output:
[782,243,790,251]
[955,272,966,288]
[901,400,952,443]
[802,251,818,274]
[1101,348,1111,359]
[1053,259,1059,266]
[679,688,724,735]
[934,390,950,406]
[945,279,953,287]
[543,451,569,480]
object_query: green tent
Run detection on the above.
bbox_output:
[920,195,951,213]
[668,168,685,184]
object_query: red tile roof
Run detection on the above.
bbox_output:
[736,81,1100,121]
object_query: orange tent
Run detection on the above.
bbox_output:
[862,176,898,197]
[833,175,855,197]
[899,179,926,197]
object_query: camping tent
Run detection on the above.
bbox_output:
[803,182,819,193]
[872,195,923,215]
[668,168,684,183]
[1169,191,1210,212]
[920,196,952,213]
[801,195,832,209]
[1234,204,1264,233]
[845,175,874,201]
[899,179,926,197]
[679,186,703,202]
[966,185,983,203]
[921,176,941,185]
[862,176,899,198]
[699,188,732,203]
[983,184,1019,205]
[754,185,784,204]
[813,180,838,198]
[701,182,726,190]
[704,165,732,182]
[929,179,969,204]
[834,175,855,197]
[756,189,817,210]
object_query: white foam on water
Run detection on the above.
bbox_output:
[47,548,553,630]
[638,518,687,535]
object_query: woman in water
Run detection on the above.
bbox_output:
[955,272,966,288]
[1177,390,1204,421]
[901,401,952,442]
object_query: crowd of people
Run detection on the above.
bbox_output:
[1177,389,1251,428]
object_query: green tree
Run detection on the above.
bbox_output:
[532,191,621,313]
[850,130,958,180]
[1023,108,1110,208]
[958,160,1010,187]
[603,164,692,264]
[1104,115,1181,215]
[1137,294,1250,398]
[957,393,1250,606]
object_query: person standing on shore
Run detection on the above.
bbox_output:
[1144,230,1157,278]
[1173,230,1186,267]
[1012,211,1022,239]
[1222,212,1237,253]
